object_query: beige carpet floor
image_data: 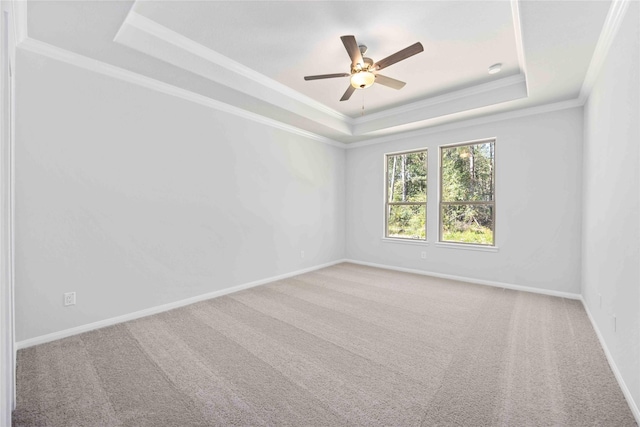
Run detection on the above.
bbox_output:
[13,262,636,426]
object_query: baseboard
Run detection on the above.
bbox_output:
[343,259,581,300]
[580,297,640,424]
[16,259,347,350]
[15,258,581,349]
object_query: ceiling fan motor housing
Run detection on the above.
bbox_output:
[352,57,374,73]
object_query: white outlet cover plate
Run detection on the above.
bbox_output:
[64,292,76,306]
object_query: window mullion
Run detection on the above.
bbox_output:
[440,201,494,206]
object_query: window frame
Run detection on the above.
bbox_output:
[438,138,496,247]
[383,148,428,242]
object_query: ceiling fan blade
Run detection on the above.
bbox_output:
[340,85,356,102]
[373,42,424,71]
[340,35,364,68]
[374,74,406,90]
[304,73,351,81]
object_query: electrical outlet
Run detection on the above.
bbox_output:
[420,251,426,259]
[64,292,76,306]
[300,250,305,259]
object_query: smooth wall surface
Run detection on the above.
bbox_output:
[14,49,345,341]
[582,1,640,410]
[346,108,583,294]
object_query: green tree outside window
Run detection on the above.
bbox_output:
[440,140,495,245]
[385,150,427,240]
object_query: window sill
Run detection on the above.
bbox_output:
[381,237,430,246]
[434,242,499,252]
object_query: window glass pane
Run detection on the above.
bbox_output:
[441,142,494,202]
[387,152,427,203]
[387,204,426,240]
[441,204,493,245]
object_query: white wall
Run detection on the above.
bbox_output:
[582,1,639,411]
[14,49,345,341]
[345,108,583,295]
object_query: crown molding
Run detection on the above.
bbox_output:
[352,73,526,126]
[17,0,616,150]
[11,0,27,45]
[118,9,534,140]
[344,98,583,149]
[352,73,528,135]
[17,36,581,151]
[119,11,351,125]
[350,0,529,129]
[579,0,631,102]
[510,0,529,96]
[19,38,346,149]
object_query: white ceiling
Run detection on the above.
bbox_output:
[23,0,612,144]
[131,1,521,116]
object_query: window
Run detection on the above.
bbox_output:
[440,139,495,245]
[385,149,427,240]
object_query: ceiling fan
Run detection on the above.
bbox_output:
[304,35,424,101]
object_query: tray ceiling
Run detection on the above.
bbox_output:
[131,1,521,117]
[22,0,613,145]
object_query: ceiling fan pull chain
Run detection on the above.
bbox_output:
[362,92,365,116]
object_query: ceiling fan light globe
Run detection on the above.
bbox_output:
[350,71,376,89]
